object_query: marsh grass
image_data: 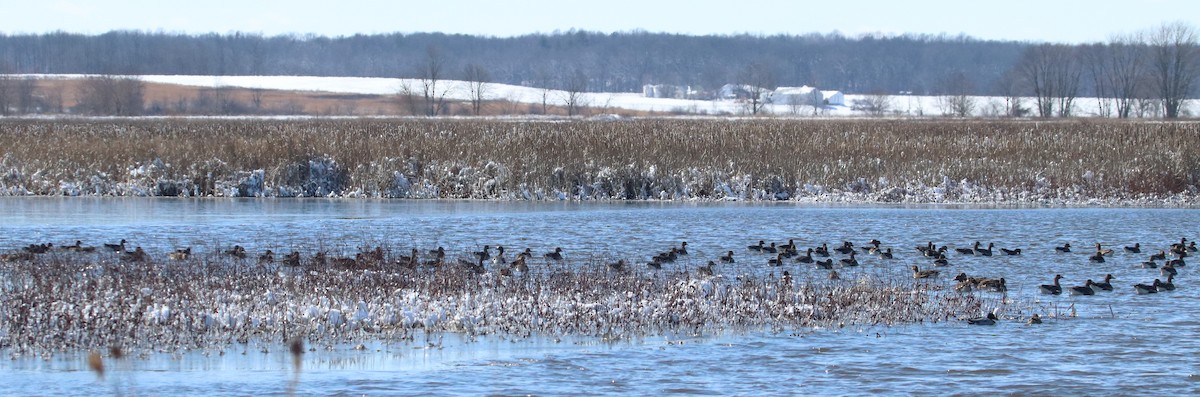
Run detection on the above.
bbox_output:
[1,118,1197,202]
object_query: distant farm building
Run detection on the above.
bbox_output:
[821,90,845,106]
[642,84,699,99]
[772,86,823,106]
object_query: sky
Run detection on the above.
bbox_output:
[0,0,1196,43]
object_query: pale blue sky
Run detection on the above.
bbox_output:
[0,0,1195,43]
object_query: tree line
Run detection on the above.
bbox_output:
[0,22,1196,117]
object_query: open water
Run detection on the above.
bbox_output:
[2,198,1198,395]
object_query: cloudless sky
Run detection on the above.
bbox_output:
[0,0,1196,43]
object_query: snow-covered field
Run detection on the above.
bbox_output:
[23,74,1160,117]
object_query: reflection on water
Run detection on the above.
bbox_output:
[3,197,1199,394]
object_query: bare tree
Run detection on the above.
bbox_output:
[16,77,37,114]
[76,75,144,116]
[416,45,450,116]
[1016,44,1081,117]
[739,61,775,115]
[462,63,490,116]
[936,71,976,117]
[1083,34,1147,118]
[851,91,893,116]
[559,67,589,116]
[0,74,12,116]
[1147,21,1200,118]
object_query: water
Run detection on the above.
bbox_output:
[2,197,1199,395]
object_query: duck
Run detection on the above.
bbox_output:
[967,312,998,326]
[796,248,815,264]
[833,241,855,255]
[1149,250,1167,261]
[104,239,127,252]
[932,254,950,267]
[1170,237,1188,254]
[781,271,792,284]
[1055,243,1072,253]
[911,265,939,279]
[544,247,564,261]
[839,251,859,267]
[828,270,840,280]
[1092,274,1115,291]
[168,247,192,261]
[517,248,534,259]
[1124,243,1141,253]
[224,245,247,259]
[258,250,274,264]
[956,241,981,255]
[1095,243,1114,256]
[607,259,627,272]
[61,240,84,252]
[1040,274,1064,295]
[748,240,765,252]
[282,251,303,267]
[979,278,1007,293]
[861,239,882,254]
[428,246,446,257]
[1068,280,1096,296]
[492,246,507,265]
[698,261,716,276]
[473,245,492,261]
[1027,314,1043,325]
[1158,274,1176,291]
[646,259,663,270]
[677,242,689,255]
[762,242,778,254]
[813,243,830,257]
[1089,250,1105,263]
[767,253,785,266]
[719,251,735,263]
[779,239,797,252]
[975,242,995,256]
[1134,280,1161,295]
[120,247,147,262]
[511,256,529,273]
[877,248,894,259]
[999,248,1022,256]
[814,258,834,269]
[916,241,935,255]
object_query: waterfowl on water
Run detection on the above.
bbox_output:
[748,240,765,252]
[1069,280,1096,296]
[1158,274,1176,291]
[1149,250,1167,261]
[544,247,564,261]
[796,248,815,264]
[1055,243,1072,253]
[956,242,981,255]
[781,271,792,284]
[917,241,935,255]
[975,242,995,257]
[833,242,855,255]
[120,247,147,262]
[1134,281,1160,295]
[1095,243,1114,256]
[932,255,950,267]
[1170,238,1188,255]
[677,242,689,255]
[1092,274,1115,292]
[511,256,529,273]
[762,242,778,254]
[1089,251,1106,263]
[224,245,247,259]
[767,253,785,266]
[1142,257,1160,268]
[698,261,715,276]
[877,248,894,259]
[813,243,830,257]
[607,259,627,272]
[967,312,998,326]
[719,251,735,263]
[815,258,834,269]
[1124,243,1141,254]
[428,247,446,257]
[473,245,492,261]
[979,278,1007,293]
[1027,314,1042,325]
[104,239,127,252]
[779,239,797,252]
[646,259,663,270]
[828,270,840,280]
[999,248,1022,256]
[1040,274,1064,295]
[839,251,858,267]
[911,265,939,279]
[60,240,84,252]
[1167,255,1186,268]
[492,246,507,265]
[861,239,882,254]
[1161,263,1179,277]
[168,247,192,261]
[283,251,303,267]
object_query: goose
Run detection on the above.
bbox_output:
[1141,259,1159,269]
[677,242,689,255]
[120,247,147,262]
[999,248,1022,256]
[814,258,834,269]
[813,244,830,257]
[607,259,627,272]
[967,312,998,326]
[473,245,492,261]
[833,241,855,255]
[1170,237,1188,254]
[861,239,882,254]
[1089,251,1105,263]
[1160,263,1178,277]
[911,265,939,279]
[1149,250,1167,261]
[925,246,948,258]
[1095,243,1114,256]
[1167,255,1186,267]
[1069,280,1096,296]
[748,240,765,252]
[779,239,797,252]
[1040,274,1064,295]
[544,247,564,261]
[492,246,507,265]
[877,248,894,259]
[796,248,815,264]
[956,241,981,255]
[1055,243,1072,253]
[767,253,785,266]
[975,242,995,256]
[258,250,274,264]
[762,242,778,254]
[839,251,859,267]
[104,239,127,252]
[719,251,735,263]
[224,245,247,259]
[282,251,303,267]
[917,241,935,255]
[1134,280,1160,295]
[1092,274,1115,291]
[511,256,529,273]
[1027,314,1043,325]
[1124,243,1141,253]
[1158,274,1176,291]
[828,270,840,280]
[979,278,1007,293]
[428,247,446,257]
[168,247,192,261]
[517,248,534,259]
[698,261,715,276]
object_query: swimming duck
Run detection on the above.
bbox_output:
[828,270,840,280]
[544,247,564,261]
[120,247,147,262]
[999,248,1022,256]
[719,251,735,263]
[1092,274,1114,291]
[258,250,274,264]
[967,312,998,326]
[1142,258,1159,268]
[839,251,859,267]
[1134,280,1160,295]
[104,239,127,252]
[767,253,785,266]
[796,248,815,264]
[917,241,935,255]
[911,265,939,279]
[1055,243,1072,253]
[979,278,1007,293]
[1124,243,1141,253]
[492,246,507,265]
[779,239,797,252]
[1149,250,1167,261]
[814,258,834,269]
[224,245,247,259]
[1167,254,1186,268]
[1161,263,1179,277]
[1040,274,1064,295]
[698,261,716,276]
[1069,280,1096,296]
[833,242,855,255]
[511,256,530,273]
[677,242,689,255]
[607,259,627,272]
[813,244,830,257]
[283,251,303,267]
[748,240,765,252]
[762,242,778,254]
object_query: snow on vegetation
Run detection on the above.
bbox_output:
[0,118,1198,206]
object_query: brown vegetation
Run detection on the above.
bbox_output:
[0,118,1198,202]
